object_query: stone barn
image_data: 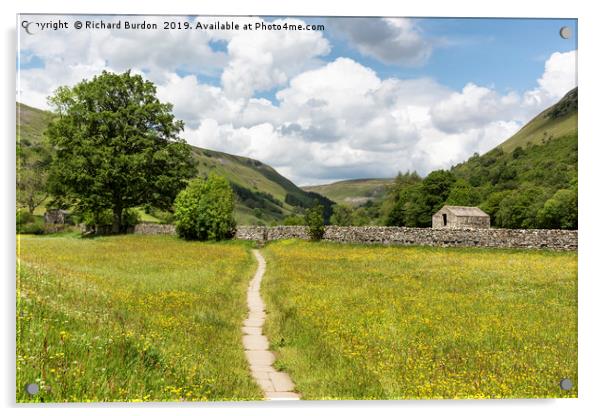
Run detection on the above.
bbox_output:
[44,209,71,225]
[432,205,490,229]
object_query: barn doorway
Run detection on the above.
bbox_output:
[442,213,447,226]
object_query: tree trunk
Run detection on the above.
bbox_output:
[112,207,122,234]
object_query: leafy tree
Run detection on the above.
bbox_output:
[80,208,140,234]
[387,171,422,196]
[17,140,51,214]
[352,208,372,226]
[304,204,325,240]
[174,173,236,241]
[537,188,577,229]
[421,170,456,215]
[45,70,196,233]
[446,179,481,206]
[330,204,353,226]
[495,187,549,229]
[480,190,512,225]
[398,185,431,227]
[387,170,455,227]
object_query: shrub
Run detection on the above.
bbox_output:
[304,205,325,241]
[16,210,45,234]
[174,174,236,241]
[283,214,304,225]
[155,211,175,225]
[16,210,35,226]
[17,220,45,235]
[537,188,577,229]
[330,204,353,226]
[81,209,114,229]
[122,209,141,228]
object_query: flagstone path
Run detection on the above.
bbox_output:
[243,250,300,400]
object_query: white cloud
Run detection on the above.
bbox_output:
[329,17,433,66]
[156,74,242,129]
[431,84,521,134]
[431,50,577,136]
[524,50,577,107]
[16,16,577,185]
[220,17,330,99]
[182,50,576,184]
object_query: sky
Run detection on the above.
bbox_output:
[17,15,577,185]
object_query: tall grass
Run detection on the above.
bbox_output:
[17,234,263,402]
[262,240,577,399]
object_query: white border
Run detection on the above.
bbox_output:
[3,1,601,416]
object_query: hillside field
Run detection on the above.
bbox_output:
[16,235,262,402]
[303,178,393,207]
[262,240,577,399]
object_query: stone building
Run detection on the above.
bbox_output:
[44,209,71,225]
[432,205,490,229]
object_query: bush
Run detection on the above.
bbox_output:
[16,210,45,234]
[81,209,114,228]
[17,220,45,235]
[122,209,141,228]
[304,205,325,241]
[330,204,353,226]
[174,174,236,241]
[537,188,577,229]
[155,211,175,225]
[16,210,35,226]
[283,214,304,225]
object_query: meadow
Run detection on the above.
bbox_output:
[16,234,263,402]
[262,240,578,399]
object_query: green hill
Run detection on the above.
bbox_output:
[303,178,393,207]
[378,88,578,229]
[16,102,332,225]
[441,89,578,229]
[496,87,577,153]
[17,102,54,146]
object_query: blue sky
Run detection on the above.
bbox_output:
[17,15,578,184]
[146,17,578,103]
[22,17,574,104]
[255,17,578,103]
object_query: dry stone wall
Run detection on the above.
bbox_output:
[236,226,577,250]
[134,224,577,250]
[133,223,176,235]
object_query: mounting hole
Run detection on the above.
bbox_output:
[559,378,573,391]
[25,383,39,395]
[559,26,571,39]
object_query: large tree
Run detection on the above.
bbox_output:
[46,70,196,233]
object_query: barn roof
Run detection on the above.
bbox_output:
[436,205,489,217]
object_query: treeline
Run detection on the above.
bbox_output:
[284,191,335,222]
[326,132,577,230]
[231,182,284,218]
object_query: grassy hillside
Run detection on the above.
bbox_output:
[497,87,577,153]
[303,178,393,207]
[449,88,578,228]
[17,102,54,146]
[383,89,578,229]
[16,102,332,225]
